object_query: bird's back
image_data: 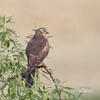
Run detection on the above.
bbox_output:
[26,34,49,66]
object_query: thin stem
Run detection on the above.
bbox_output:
[42,65,61,99]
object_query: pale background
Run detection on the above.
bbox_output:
[0,0,100,91]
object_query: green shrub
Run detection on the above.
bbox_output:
[0,16,82,100]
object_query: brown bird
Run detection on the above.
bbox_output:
[22,27,49,87]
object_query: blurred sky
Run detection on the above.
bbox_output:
[0,0,100,90]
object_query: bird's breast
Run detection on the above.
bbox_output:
[42,41,49,53]
[38,40,49,61]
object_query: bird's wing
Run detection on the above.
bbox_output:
[28,53,40,68]
[26,37,48,67]
[26,37,46,55]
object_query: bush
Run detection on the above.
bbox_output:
[0,16,82,100]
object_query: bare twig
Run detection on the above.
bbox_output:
[39,65,61,99]
[7,75,18,81]
[0,80,4,83]
[0,75,18,85]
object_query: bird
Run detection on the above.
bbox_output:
[22,27,49,87]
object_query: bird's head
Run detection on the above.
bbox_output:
[35,27,49,38]
[39,27,49,34]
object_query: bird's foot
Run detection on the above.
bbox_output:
[38,63,46,68]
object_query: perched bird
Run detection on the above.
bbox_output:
[22,27,49,87]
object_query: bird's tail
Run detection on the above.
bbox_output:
[21,69,35,88]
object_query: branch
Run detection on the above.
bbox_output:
[38,64,61,99]
[0,75,18,85]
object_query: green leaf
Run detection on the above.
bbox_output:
[26,34,33,39]
[0,16,5,24]
[41,73,50,80]
[0,83,6,91]
[0,24,3,29]
[55,78,60,85]
[47,35,52,38]
[6,16,12,23]
[4,40,10,48]
[32,29,37,32]
[60,85,74,90]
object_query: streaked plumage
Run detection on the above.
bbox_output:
[22,27,49,87]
